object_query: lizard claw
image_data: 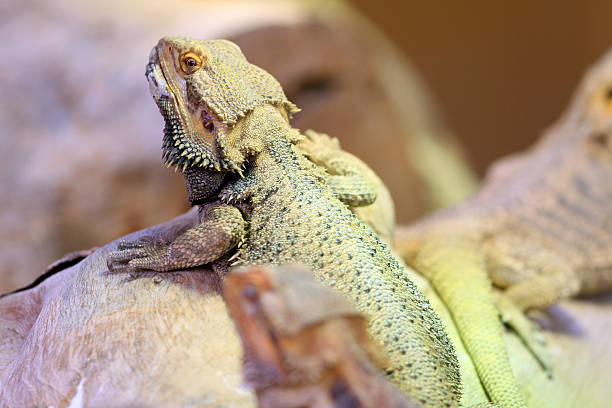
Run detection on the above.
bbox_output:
[117,241,146,250]
[299,130,340,164]
[304,129,340,148]
[107,239,168,273]
[116,237,158,250]
[106,258,137,274]
[497,294,553,377]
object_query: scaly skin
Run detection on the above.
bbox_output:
[222,264,421,408]
[107,37,461,407]
[298,130,396,246]
[396,50,612,408]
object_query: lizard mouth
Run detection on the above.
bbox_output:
[146,43,226,172]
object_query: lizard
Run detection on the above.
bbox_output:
[106,37,462,407]
[222,264,421,408]
[395,49,612,407]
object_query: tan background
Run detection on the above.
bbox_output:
[350,0,612,173]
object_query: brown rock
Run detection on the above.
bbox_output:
[0,210,254,407]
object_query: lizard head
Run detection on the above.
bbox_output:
[583,54,612,155]
[567,49,612,137]
[532,50,612,161]
[146,36,299,172]
[560,50,612,163]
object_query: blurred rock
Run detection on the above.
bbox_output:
[0,210,255,407]
[223,264,421,408]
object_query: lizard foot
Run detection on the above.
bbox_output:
[299,130,341,165]
[107,239,170,273]
[497,294,553,378]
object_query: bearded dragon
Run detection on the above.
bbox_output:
[106,37,461,407]
[396,51,612,407]
[222,264,421,408]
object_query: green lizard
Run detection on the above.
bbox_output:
[396,50,612,407]
[107,37,462,407]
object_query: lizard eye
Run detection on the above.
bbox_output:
[605,86,612,105]
[180,52,202,74]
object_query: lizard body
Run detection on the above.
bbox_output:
[222,264,421,408]
[107,37,460,407]
[396,51,612,408]
[298,130,396,247]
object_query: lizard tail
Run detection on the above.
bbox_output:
[409,235,527,408]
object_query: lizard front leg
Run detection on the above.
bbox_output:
[107,202,245,273]
[485,235,581,375]
[299,129,396,245]
[299,130,378,207]
[486,235,582,312]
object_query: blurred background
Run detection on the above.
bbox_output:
[352,0,612,173]
[1,0,611,293]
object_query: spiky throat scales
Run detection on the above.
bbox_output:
[146,43,229,172]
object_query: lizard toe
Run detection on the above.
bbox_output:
[117,240,149,250]
[497,294,553,376]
